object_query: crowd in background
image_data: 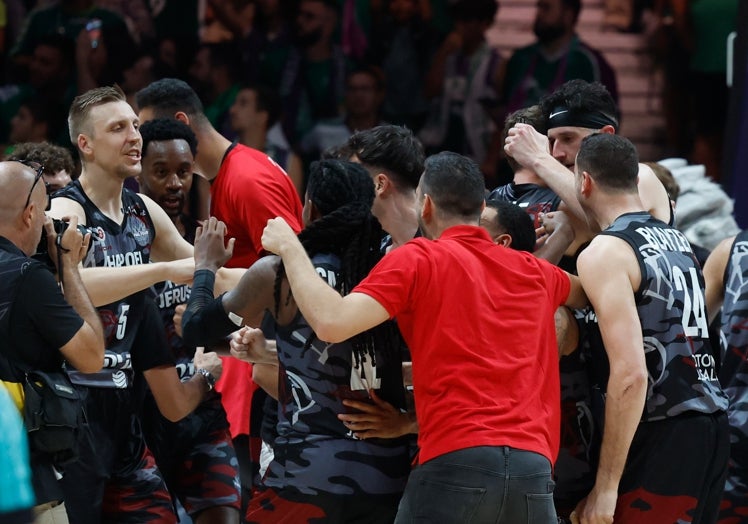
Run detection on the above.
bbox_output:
[0,0,739,189]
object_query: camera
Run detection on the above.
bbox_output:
[33,218,95,272]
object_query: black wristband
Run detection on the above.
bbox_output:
[181,270,238,346]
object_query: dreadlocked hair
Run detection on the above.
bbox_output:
[274,159,401,370]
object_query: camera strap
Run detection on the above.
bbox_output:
[55,233,69,285]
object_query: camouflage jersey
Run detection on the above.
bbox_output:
[487,182,561,228]
[151,281,192,381]
[719,231,748,458]
[602,212,727,421]
[55,180,155,389]
[264,253,411,497]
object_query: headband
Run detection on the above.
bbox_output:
[547,105,618,131]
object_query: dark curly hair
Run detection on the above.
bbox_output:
[539,79,619,129]
[274,159,400,368]
[140,118,198,158]
[7,142,76,179]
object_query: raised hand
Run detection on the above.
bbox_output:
[261,217,298,256]
[194,216,235,272]
[504,122,551,170]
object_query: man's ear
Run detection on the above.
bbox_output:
[580,171,593,197]
[601,125,616,135]
[374,173,389,196]
[78,134,92,156]
[421,193,434,223]
[174,111,191,126]
[21,201,35,229]
[494,233,512,248]
[307,199,322,222]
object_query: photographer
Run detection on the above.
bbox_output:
[0,160,104,522]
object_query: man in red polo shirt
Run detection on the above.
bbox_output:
[261,151,586,523]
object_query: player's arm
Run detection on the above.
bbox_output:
[533,210,575,264]
[141,193,195,260]
[230,327,280,400]
[564,273,588,309]
[50,219,105,372]
[143,346,223,422]
[703,236,734,323]
[574,237,648,523]
[181,219,276,346]
[504,123,587,221]
[262,218,390,342]
[636,163,672,224]
[49,196,193,306]
[556,306,579,358]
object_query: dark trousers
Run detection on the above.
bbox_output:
[395,446,557,524]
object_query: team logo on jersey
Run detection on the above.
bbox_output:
[285,370,316,425]
[128,215,151,247]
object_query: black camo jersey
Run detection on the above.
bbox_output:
[602,212,727,421]
[265,253,410,497]
[720,231,748,458]
[151,281,193,381]
[55,180,155,388]
[487,182,561,227]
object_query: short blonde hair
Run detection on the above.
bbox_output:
[68,85,126,145]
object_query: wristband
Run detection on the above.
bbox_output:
[196,368,216,391]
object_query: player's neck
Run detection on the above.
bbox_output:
[595,195,646,230]
[78,172,126,223]
[194,129,234,181]
[386,191,419,248]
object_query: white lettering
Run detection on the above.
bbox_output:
[157,284,191,309]
[672,266,709,338]
[104,251,144,267]
[636,226,692,254]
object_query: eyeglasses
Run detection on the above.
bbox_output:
[14,160,50,211]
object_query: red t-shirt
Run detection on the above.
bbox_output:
[210,144,303,438]
[353,225,570,464]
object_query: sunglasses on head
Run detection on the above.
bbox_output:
[14,159,50,211]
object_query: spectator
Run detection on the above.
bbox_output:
[300,67,386,160]
[229,84,304,195]
[6,98,67,149]
[10,0,129,66]
[502,0,619,114]
[420,0,503,166]
[367,0,438,131]
[188,42,244,137]
[0,34,75,145]
[6,141,76,193]
[74,20,140,94]
[279,0,349,146]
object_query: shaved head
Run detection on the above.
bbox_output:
[0,161,36,217]
[0,161,48,254]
